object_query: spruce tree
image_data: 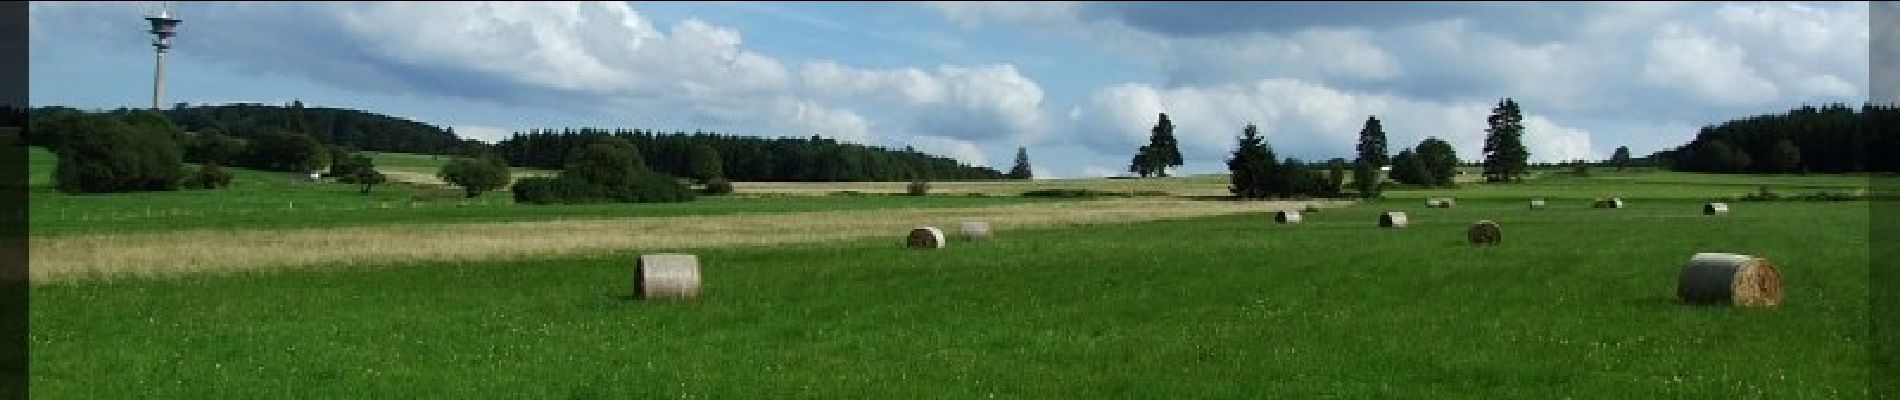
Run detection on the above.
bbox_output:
[1008,147,1034,179]
[1482,98,1530,182]
[1226,124,1275,199]
[1134,113,1183,177]
[1352,116,1388,198]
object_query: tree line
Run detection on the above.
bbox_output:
[1132,98,1533,199]
[163,102,482,156]
[493,129,1010,182]
[1655,103,1899,173]
[31,108,411,194]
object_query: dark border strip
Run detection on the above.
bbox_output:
[1872,2,1898,399]
[0,1,26,398]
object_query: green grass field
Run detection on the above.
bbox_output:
[26,148,1880,398]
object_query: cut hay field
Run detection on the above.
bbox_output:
[26,147,1881,398]
[367,151,557,186]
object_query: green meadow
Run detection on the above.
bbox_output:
[26,148,1879,398]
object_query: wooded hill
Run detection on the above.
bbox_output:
[29,103,1007,181]
[1654,103,1899,173]
[494,129,1006,182]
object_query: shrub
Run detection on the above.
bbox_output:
[701,178,734,195]
[510,177,565,205]
[53,115,184,193]
[240,129,327,173]
[439,155,513,198]
[907,180,930,196]
[622,173,696,203]
[185,162,233,189]
[514,173,696,204]
[565,142,643,188]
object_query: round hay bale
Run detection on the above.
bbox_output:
[1609,198,1625,209]
[1426,198,1456,208]
[1467,220,1501,245]
[1593,198,1626,209]
[1529,199,1547,209]
[1274,210,1303,224]
[906,227,946,249]
[634,253,702,300]
[958,221,992,241]
[1379,211,1408,228]
[1703,202,1729,215]
[1677,253,1783,307]
[1303,204,1322,213]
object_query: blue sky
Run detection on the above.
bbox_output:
[29,1,1871,178]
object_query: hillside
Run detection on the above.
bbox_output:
[30,104,1006,181]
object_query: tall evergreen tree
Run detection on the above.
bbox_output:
[1134,113,1183,177]
[1481,98,1530,182]
[1352,116,1388,198]
[1008,147,1034,179]
[1227,124,1275,199]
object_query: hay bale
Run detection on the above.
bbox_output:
[1275,210,1303,224]
[1379,211,1408,228]
[1427,198,1456,208]
[1593,198,1626,209]
[1303,204,1322,213]
[1467,220,1502,245]
[1529,199,1547,209]
[634,254,702,300]
[906,227,946,249]
[1677,253,1783,307]
[1704,202,1729,215]
[958,221,992,241]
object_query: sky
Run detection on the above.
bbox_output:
[27,1,1873,178]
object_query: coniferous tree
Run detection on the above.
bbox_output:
[1352,116,1388,198]
[1227,124,1275,199]
[1481,98,1530,182]
[1133,113,1183,177]
[1129,146,1156,178]
[1008,147,1034,179]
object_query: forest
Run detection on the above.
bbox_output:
[1654,103,1899,173]
[493,129,1006,182]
